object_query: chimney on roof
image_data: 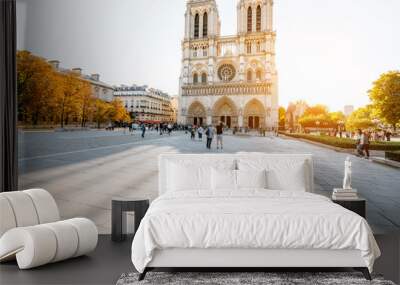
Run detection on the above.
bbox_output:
[72,68,82,75]
[91,74,100,81]
[48,60,60,69]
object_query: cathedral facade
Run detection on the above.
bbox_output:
[178,0,278,130]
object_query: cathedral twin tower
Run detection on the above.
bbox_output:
[179,0,278,130]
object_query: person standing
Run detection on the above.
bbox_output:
[206,125,214,149]
[190,126,196,140]
[198,126,204,141]
[216,122,224,149]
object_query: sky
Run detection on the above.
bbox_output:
[16,0,400,111]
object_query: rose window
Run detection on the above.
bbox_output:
[218,64,236,82]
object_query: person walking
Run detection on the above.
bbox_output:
[198,126,204,141]
[206,125,214,149]
[355,129,364,156]
[216,122,224,149]
[361,130,370,159]
[385,130,392,142]
[141,124,146,138]
[167,124,172,136]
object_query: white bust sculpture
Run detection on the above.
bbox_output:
[343,157,352,190]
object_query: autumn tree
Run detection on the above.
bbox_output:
[17,50,129,129]
[77,83,94,127]
[93,99,111,128]
[17,51,62,125]
[368,71,400,130]
[303,104,329,117]
[109,99,130,123]
[278,107,286,129]
[58,72,92,128]
[299,104,331,128]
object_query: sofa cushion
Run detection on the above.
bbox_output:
[24,189,60,224]
[1,192,39,227]
[0,218,98,269]
[0,196,17,237]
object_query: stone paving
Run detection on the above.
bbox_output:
[18,130,400,234]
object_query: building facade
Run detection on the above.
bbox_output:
[113,85,175,124]
[344,105,354,117]
[178,0,278,129]
[48,61,114,102]
[285,101,309,132]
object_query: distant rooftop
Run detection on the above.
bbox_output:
[114,84,171,99]
[48,59,114,90]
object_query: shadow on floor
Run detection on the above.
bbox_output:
[1,234,399,285]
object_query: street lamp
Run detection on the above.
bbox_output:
[338,120,344,138]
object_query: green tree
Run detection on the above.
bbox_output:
[329,111,346,124]
[368,71,400,130]
[345,106,375,131]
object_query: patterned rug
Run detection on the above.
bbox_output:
[116,272,396,285]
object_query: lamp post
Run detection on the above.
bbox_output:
[338,120,344,138]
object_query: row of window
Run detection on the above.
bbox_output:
[248,5,262,33]
[193,73,208,84]
[247,70,263,81]
[192,70,263,83]
[123,100,164,110]
[246,41,263,54]
[194,12,208,38]
[192,43,263,58]
[193,47,208,57]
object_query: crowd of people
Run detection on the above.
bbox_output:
[189,122,225,150]
[335,129,393,142]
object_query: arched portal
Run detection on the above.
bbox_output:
[188,101,206,126]
[244,99,266,129]
[212,97,238,128]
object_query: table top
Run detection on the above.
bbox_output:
[112,197,150,202]
[332,197,366,202]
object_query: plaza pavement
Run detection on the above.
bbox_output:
[18,130,400,234]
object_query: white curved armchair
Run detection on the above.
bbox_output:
[0,189,98,269]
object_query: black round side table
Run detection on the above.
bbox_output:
[111,197,149,242]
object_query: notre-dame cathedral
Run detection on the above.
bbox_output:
[178,0,278,130]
